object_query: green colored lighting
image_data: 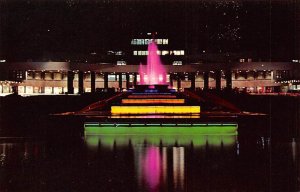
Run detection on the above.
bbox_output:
[84,123,238,149]
[84,123,238,136]
[85,135,237,148]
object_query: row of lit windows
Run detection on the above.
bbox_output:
[107,74,172,83]
[133,50,185,56]
[131,39,168,45]
[172,61,183,65]
[117,61,126,65]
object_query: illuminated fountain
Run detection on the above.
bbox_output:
[80,38,239,141]
[138,41,167,85]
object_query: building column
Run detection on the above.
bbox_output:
[169,73,173,87]
[225,70,232,90]
[203,72,209,90]
[32,71,36,79]
[12,85,18,94]
[41,86,45,94]
[118,73,122,90]
[51,72,54,80]
[177,74,181,90]
[67,71,74,94]
[78,71,84,94]
[91,71,96,93]
[190,73,195,90]
[126,73,130,90]
[104,73,108,89]
[133,73,137,87]
[215,70,221,91]
[41,71,45,80]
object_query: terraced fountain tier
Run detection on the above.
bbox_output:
[83,84,238,136]
[75,41,244,137]
[111,85,200,115]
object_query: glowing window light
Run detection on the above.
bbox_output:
[111,106,200,114]
[162,50,169,55]
[128,95,177,99]
[122,99,185,104]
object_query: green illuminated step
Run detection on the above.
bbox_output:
[84,123,238,136]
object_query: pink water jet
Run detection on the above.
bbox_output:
[138,41,167,85]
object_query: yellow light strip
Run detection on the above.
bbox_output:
[111,106,200,114]
[128,95,177,99]
[122,99,185,104]
[110,115,200,118]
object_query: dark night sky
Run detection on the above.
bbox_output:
[0,0,298,62]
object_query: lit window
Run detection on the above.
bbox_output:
[180,50,185,55]
[137,39,142,45]
[173,61,183,65]
[117,61,126,65]
[129,75,134,82]
[162,50,169,55]
[156,50,161,55]
[166,75,170,82]
[116,51,123,55]
[131,39,137,45]
[108,75,117,81]
[138,51,142,55]
[175,50,183,55]
[163,39,168,44]
[145,39,151,45]
[156,39,162,44]
[133,51,138,55]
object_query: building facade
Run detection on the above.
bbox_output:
[0,61,299,95]
[0,34,299,95]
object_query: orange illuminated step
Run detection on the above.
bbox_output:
[122,99,185,104]
[128,95,177,99]
[111,106,201,114]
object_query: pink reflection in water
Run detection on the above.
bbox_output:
[139,41,167,85]
[143,147,161,190]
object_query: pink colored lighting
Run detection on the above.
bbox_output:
[143,147,161,189]
[128,95,177,99]
[139,41,167,85]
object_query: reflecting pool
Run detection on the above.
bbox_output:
[0,134,299,191]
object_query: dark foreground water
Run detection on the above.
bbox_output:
[0,134,299,192]
[0,94,299,191]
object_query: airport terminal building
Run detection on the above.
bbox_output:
[0,33,300,95]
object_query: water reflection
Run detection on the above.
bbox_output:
[85,134,237,192]
[85,135,237,149]
[173,147,184,191]
[142,147,161,190]
[0,136,299,191]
